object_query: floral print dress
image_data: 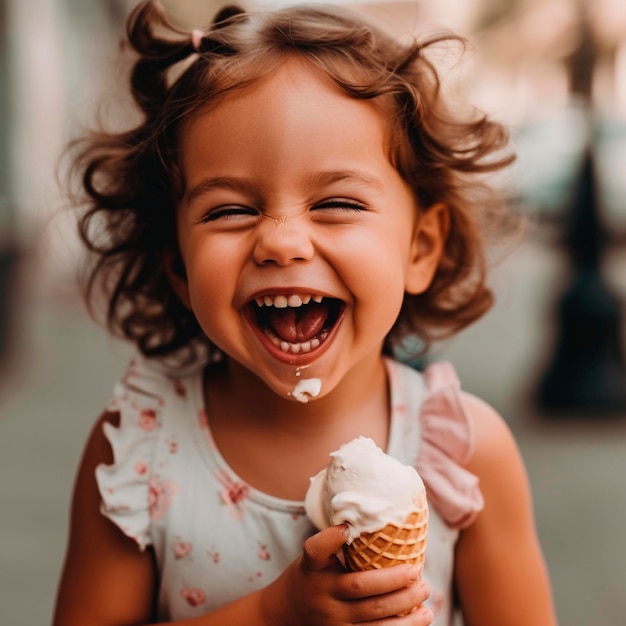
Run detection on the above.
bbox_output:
[96,355,483,624]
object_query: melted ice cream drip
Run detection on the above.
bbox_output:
[291,377,322,403]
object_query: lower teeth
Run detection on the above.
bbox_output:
[267,331,326,354]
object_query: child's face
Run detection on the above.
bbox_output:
[171,58,444,402]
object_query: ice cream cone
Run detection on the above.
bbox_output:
[305,436,429,580]
[343,503,428,572]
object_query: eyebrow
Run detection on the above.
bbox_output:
[304,169,386,193]
[184,169,386,206]
[184,176,261,206]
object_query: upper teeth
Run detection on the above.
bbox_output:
[255,294,323,308]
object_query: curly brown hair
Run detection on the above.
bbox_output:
[69,0,517,362]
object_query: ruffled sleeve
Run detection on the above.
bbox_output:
[95,356,167,550]
[416,362,484,529]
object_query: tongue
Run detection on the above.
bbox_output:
[267,304,329,343]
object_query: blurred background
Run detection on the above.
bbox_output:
[1,0,625,623]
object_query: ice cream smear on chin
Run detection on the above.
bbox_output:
[291,377,322,403]
[304,437,426,542]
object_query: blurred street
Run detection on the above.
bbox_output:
[1,229,626,625]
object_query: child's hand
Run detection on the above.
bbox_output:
[262,525,433,625]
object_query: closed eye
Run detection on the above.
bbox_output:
[199,205,258,223]
[312,198,367,212]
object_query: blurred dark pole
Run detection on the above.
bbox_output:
[537,1,626,415]
[0,0,19,368]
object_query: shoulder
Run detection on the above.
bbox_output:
[461,393,520,463]
[460,392,528,495]
[458,391,533,524]
[94,354,203,548]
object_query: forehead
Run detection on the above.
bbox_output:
[178,57,397,175]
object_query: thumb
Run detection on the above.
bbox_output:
[301,525,349,572]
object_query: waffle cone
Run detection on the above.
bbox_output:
[343,504,428,572]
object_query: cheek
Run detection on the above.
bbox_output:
[183,272,237,350]
[335,231,409,319]
[340,226,413,280]
[182,247,230,313]
[182,234,239,286]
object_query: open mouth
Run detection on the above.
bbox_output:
[248,294,344,355]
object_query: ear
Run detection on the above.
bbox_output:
[405,202,449,295]
[164,249,192,310]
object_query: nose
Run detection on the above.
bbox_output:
[252,214,315,266]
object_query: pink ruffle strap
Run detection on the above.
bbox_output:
[416,362,484,529]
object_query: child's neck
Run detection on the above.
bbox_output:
[203,356,391,501]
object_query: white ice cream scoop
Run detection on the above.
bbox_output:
[304,436,425,541]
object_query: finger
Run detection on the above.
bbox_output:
[346,580,433,624]
[408,604,434,625]
[392,604,434,625]
[301,525,348,571]
[336,564,423,600]
[396,579,432,619]
[361,605,434,625]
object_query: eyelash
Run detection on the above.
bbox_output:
[313,199,366,211]
[200,206,256,222]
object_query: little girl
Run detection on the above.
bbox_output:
[53,2,557,625]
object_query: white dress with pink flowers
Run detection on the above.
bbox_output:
[96,354,483,624]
